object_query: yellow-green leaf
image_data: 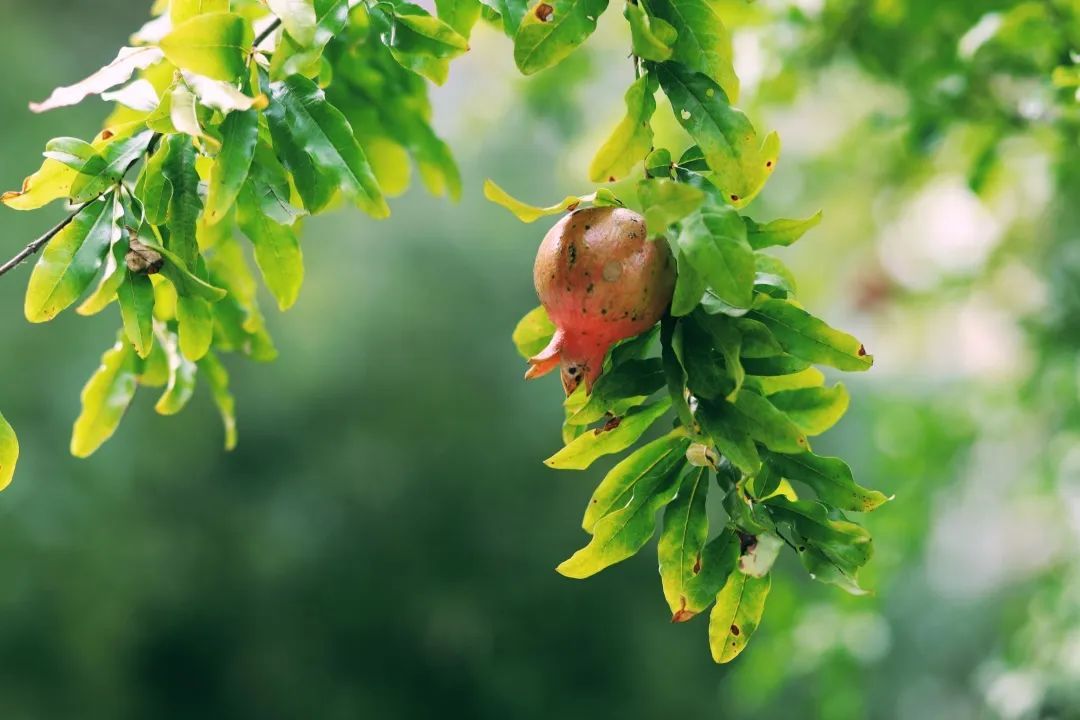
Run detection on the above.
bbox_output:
[514,0,610,75]
[512,305,556,359]
[768,383,849,436]
[709,571,770,663]
[198,351,238,451]
[0,412,18,492]
[71,338,140,458]
[544,397,673,470]
[160,12,252,82]
[25,195,120,323]
[483,179,596,223]
[624,2,676,62]
[588,74,657,184]
[748,297,873,372]
[643,0,737,100]
[636,177,704,234]
[155,330,198,415]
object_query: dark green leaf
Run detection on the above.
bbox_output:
[745,212,822,250]
[677,207,754,309]
[205,108,259,224]
[768,451,889,512]
[643,0,737,99]
[748,297,874,372]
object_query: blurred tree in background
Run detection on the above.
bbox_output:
[0,0,1077,718]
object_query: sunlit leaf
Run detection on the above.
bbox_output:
[677,207,754,309]
[624,2,676,62]
[237,180,304,310]
[768,451,888,512]
[588,74,657,183]
[709,571,770,663]
[637,177,704,234]
[0,412,18,492]
[545,397,673,470]
[171,0,229,24]
[160,12,252,82]
[155,330,198,415]
[30,46,165,113]
[71,337,140,458]
[657,63,778,209]
[1,158,77,211]
[745,212,822,250]
[768,383,849,436]
[265,74,388,217]
[748,297,873,372]
[512,305,556,359]
[268,0,318,46]
[199,351,238,451]
[484,180,598,223]
[643,0,737,100]
[25,194,119,323]
[514,0,609,75]
[177,295,214,361]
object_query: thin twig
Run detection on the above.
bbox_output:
[0,18,283,280]
[0,203,91,277]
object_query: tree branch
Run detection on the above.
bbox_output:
[0,18,283,281]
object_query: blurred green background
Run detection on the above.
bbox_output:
[1,1,1078,718]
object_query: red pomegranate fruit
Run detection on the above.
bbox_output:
[526,206,676,395]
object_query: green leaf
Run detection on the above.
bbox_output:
[177,295,214,361]
[270,0,351,79]
[754,254,797,297]
[43,137,97,171]
[0,412,18,492]
[483,180,597,223]
[734,317,782,357]
[768,451,889,512]
[660,316,694,428]
[137,150,174,226]
[768,384,849,436]
[567,358,665,425]
[696,312,744,400]
[486,0,529,35]
[581,432,689,531]
[76,203,132,316]
[645,147,673,178]
[671,246,705,316]
[158,134,203,265]
[752,367,825,395]
[118,273,155,358]
[697,397,760,474]
[268,0,318,46]
[265,74,388,217]
[29,46,165,113]
[512,305,556,358]
[544,397,673,470]
[748,297,873,372]
[658,466,724,620]
[237,181,304,310]
[71,338,140,458]
[139,339,171,388]
[514,0,610,75]
[171,0,229,24]
[436,0,483,38]
[386,4,470,85]
[155,330,198,415]
[636,177,704,234]
[588,74,657,183]
[745,212,822,250]
[735,390,808,453]
[624,2,676,62]
[766,496,873,594]
[558,435,689,579]
[677,207,754,309]
[69,130,155,203]
[709,571,770,663]
[160,12,252,82]
[25,195,120,323]
[204,109,259,224]
[656,63,778,209]
[198,351,238,451]
[642,0,737,100]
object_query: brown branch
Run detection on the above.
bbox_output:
[0,17,283,281]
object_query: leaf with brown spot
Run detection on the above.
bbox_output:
[709,571,770,663]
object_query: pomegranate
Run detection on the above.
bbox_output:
[526,206,676,395]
